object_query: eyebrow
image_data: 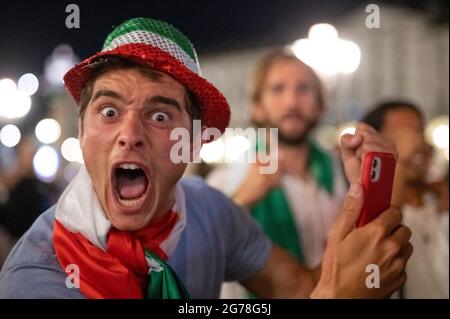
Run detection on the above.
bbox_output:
[90,90,182,112]
[91,90,125,103]
[145,96,182,112]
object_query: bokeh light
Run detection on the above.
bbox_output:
[291,23,361,77]
[224,135,251,162]
[33,145,59,182]
[200,138,225,163]
[18,73,39,96]
[0,79,32,119]
[0,124,21,147]
[35,118,61,144]
[61,137,84,163]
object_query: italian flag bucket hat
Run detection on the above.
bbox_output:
[63,17,231,134]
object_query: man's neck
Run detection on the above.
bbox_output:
[153,189,176,218]
[279,142,310,179]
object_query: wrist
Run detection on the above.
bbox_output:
[309,284,338,299]
[232,186,266,208]
[232,193,253,209]
[312,265,322,285]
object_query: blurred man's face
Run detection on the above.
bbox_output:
[381,108,431,183]
[80,68,191,231]
[254,59,322,145]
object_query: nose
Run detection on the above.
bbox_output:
[118,113,144,150]
[282,88,299,111]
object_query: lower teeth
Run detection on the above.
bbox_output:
[118,196,145,207]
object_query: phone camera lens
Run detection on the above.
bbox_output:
[372,159,378,168]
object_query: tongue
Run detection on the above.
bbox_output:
[117,175,147,199]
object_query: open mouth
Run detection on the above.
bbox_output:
[113,163,149,207]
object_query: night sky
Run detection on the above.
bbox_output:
[0,0,448,79]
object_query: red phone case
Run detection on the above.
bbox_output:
[356,152,396,228]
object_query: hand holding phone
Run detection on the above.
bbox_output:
[356,152,396,227]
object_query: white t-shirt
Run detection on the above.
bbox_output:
[401,194,449,299]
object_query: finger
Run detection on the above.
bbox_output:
[384,225,412,258]
[354,124,398,159]
[329,182,364,240]
[390,225,412,247]
[340,134,363,160]
[358,131,396,149]
[340,134,363,182]
[357,141,397,159]
[355,122,395,145]
[370,206,403,237]
[384,268,408,297]
[358,132,397,155]
[355,122,378,135]
[399,242,414,260]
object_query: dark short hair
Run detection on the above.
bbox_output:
[78,56,201,124]
[361,100,424,131]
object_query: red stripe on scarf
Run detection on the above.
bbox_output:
[53,210,179,299]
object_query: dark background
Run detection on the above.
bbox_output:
[0,0,448,78]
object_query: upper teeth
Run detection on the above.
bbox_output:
[119,163,140,170]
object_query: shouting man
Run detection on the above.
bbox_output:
[0,18,411,299]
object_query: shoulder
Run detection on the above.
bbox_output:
[0,207,83,298]
[179,176,256,232]
[179,175,270,240]
[177,176,272,282]
[2,207,56,267]
[180,176,238,211]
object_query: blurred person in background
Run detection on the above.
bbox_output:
[362,100,449,299]
[207,48,347,298]
[0,137,51,267]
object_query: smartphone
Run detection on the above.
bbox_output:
[356,152,396,228]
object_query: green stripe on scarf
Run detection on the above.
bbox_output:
[308,142,334,195]
[145,251,190,299]
[251,188,305,261]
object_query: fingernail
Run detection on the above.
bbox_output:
[348,183,362,198]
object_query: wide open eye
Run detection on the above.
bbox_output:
[151,112,169,122]
[101,106,118,118]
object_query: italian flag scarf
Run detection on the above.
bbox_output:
[251,141,335,262]
[52,165,189,299]
[247,141,334,298]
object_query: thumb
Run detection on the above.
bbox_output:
[340,134,362,161]
[340,134,363,184]
[331,182,364,240]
